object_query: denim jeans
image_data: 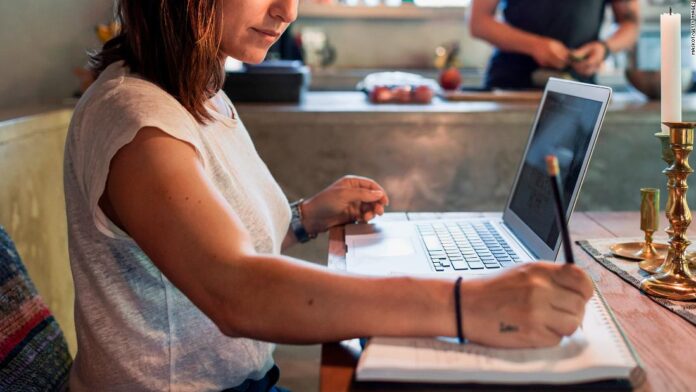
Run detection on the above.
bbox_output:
[221,365,289,392]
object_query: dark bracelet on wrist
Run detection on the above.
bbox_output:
[454,276,465,344]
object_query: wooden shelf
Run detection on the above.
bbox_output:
[298,3,467,20]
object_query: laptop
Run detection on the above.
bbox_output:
[345,78,612,277]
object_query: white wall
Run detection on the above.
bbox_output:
[0,1,113,110]
[294,17,493,69]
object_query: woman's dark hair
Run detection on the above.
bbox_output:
[90,1,224,123]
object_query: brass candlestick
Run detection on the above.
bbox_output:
[663,133,696,275]
[668,132,696,276]
[640,123,696,300]
[610,188,668,262]
[639,133,676,273]
[637,188,660,259]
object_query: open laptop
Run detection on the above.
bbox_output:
[345,78,612,277]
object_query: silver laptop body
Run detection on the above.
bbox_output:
[345,78,612,278]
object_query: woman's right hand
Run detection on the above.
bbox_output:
[460,262,593,348]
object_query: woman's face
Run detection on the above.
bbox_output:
[220,0,298,63]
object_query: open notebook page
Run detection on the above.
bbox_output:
[357,294,641,385]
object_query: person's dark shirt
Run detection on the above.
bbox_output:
[484,0,609,89]
[268,26,303,62]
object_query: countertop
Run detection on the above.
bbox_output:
[235,91,695,115]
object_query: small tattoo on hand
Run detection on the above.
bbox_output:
[499,322,519,333]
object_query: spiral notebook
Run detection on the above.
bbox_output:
[357,292,644,386]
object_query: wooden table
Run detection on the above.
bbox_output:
[320,212,696,392]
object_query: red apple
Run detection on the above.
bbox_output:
[439,67,462,91]
[370,85,392,103]
[412,85,434,103]
[392,86,412,103]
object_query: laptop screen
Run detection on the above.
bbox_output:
[508,91,604,248]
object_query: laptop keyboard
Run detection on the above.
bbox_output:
[417,222,522,272]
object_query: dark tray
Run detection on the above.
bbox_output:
[223,60,310,103]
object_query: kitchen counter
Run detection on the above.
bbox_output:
[305,68,631,91]
[237,91,667,114]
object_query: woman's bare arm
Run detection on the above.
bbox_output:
[102,127,593,346]
[102,127,453,343]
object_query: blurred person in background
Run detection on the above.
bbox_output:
[470,0,640,89]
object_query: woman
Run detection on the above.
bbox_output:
[64,0,594,390]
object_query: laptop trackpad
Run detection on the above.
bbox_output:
[354,237,415,258]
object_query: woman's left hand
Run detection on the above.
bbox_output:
[301,175,390,235]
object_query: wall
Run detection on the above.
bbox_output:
[0,1,113,110]
[294,15,493,69]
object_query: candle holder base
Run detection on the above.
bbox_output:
[639,254,668,274]
[610,241,668,261]
[640,268,696,300]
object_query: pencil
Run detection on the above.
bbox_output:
[545,155,575,264]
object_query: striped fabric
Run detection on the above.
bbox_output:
[0,226,72,391]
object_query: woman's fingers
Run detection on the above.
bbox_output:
[350,188,384,204]
[550,289,587,316]
[546,308,583,338]
[343,175,390,206]
[334,176,391,224]
[551,264,594,300]
[535,327,563,347]
[349,188,388,221]
[358,203,377,222]
[358,201,387,222]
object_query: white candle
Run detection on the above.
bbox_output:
[661,11,682,134]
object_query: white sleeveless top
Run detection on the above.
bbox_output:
[64,61,291,391]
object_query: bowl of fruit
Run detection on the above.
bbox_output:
[358,72,439,104]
